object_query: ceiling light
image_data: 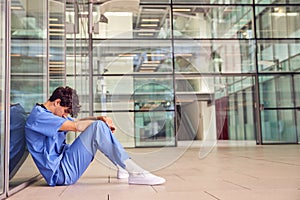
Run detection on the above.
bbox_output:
[11,54,21,57]
[140,24,158,27]
[143,61,160,64]
[49,18,59,21]
[49,24,64,27]
[270,12,298,17]
[142,19,160,22]
[287,13,298,16]
[175,53,193,57]
[173,8,191,12]
[141,63,159,67]
[138,33,154,36]
[49,33,65,36]
[49,61,65,65]
[49,29,65,32]
[274,7,280,12]
[11,6,23,10]
[138,29,157,32]
[139,68,155,72]
[119,53,137,57]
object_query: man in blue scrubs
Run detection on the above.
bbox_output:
[25,86,165,186]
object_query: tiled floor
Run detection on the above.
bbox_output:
[7,141,300,200]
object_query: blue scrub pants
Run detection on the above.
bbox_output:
[57,121,130,185]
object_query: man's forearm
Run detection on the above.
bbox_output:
[77,116,98,121]
[75,116,116,133]
[74,120,95,132]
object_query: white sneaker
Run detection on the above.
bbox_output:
[128,172,166,185]
[117,168,129,179]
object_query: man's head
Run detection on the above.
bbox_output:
[49,86,80,117]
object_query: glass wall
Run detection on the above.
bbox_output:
[0,0,6,197]
[259,75,298,143]
[10,0,48,189]
[0,0,300,197]
[255,3,300,143]
[85,1,259,147]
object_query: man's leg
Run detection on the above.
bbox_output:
[79,121,130,168]
[57,120,127,185]
[57,138,94,185]
[79,121,165,185]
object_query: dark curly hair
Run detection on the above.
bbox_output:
[49,86,81,117]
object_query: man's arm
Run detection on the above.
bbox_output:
[60,120,95,132]
[60,116,116,132]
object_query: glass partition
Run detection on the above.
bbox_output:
[257,39,300,72]
[255,6,300,38]
[218,76,257,141]
[92,39,175,147]
[172,5,253,39]
[259,75,298,143]
[93,4,171,39]
[259,75,294,108]
[293,75,299,143]
[174,40,256,73]
[134,76,175,147]
[261,109,297,143]
[93,40,173,74]
[10,0,47,188]
[49,0,66,89]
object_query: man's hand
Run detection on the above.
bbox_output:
[97,116,116,133]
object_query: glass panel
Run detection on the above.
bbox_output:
[295,75,300,143]
[49,0,66,89]
[259,75,294,108]
[135,111,175,147]
[223,76,256,141]
[255,6,300,38]
[108,112,135,148]
[0,0,5,194]
[295,75,300,107]
[93,76,135,112]
[65,1,90,145]
[259,76,276,108]
[173,6,253,39]
[93,40,173,74]
[297,111,300,143]
[93,4,171,39]
[276,76,293,107]
[261,109,297,143]
[133,76,175,147]
[92,38,175,147]
[174,40,255,73]
[257,40,300,72]
[228,94,237,140]
[10,0,46,187]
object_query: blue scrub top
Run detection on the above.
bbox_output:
[25,105,70,186]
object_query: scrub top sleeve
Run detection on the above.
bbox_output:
[27,110,68,137]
